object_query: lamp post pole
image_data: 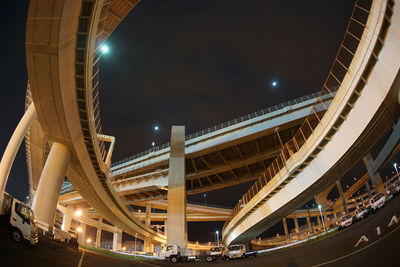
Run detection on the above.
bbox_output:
[216,231,219,247]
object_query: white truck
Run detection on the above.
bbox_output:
[205,246,228,262]
[227,244,246,259]
[0,193,38,245]
[355,206,369,220]
[160,244,196,263]
[370,193,385,211]
[339,214,353,229]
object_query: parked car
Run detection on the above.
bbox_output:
[227,244,246,259]
[370,193,385,211]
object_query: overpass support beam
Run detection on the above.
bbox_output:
[61,205,73,232]
[365,182,372,199]
[32,142,70,230]
[0,103,36,208]
[144,203,153,252]
[113,230,122,251]
[317,216,321,231]
[294,217,299,233]
[96,218,102,248]
[167,126,187,248]
[363,153,385,195]
[336,180,348,214]
[306,216,312,234]
[282,218,290,243]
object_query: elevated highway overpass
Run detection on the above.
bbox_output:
[222,0,400,245]
[1,0,398,253]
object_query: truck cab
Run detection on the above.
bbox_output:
[339,214,353,229]
[370,193,385,211]
[227,244,246,259]
[206,246,228,262]
[355,206,369,220]
[162,244,196,263]
[1,193,38,245]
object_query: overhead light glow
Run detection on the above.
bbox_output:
[75,209,82,217]
[272,81,278,87]
[154,126,159,131]
[101,45,109,53]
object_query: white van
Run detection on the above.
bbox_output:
[370,193,385,211]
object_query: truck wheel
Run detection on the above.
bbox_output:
[206,256,213,262]
[12,228,23,243]
[170,256,178,263]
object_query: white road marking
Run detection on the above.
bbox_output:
[312,224,400,266]
[77,250,85,267]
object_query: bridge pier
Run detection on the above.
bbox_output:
[96,218,102,248]
[113,230,122,251]
[336,180,348,214]
[282,218,290,243]
[294,217,299,233]
[144,203,154,253]
[61,205,73,232]
[363,153,385,196]
[306,216,312,234]
[32,142,71,231]
[365,181,372,199]
[167,126,187,248]
[0,102,36,210]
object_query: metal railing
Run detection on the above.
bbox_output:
[224,0,374,229]
[111,91,325,168]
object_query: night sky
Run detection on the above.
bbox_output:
[3,0,399,243]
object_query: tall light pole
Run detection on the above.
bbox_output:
[394,163,399,179]
[318,205,326,232]
[152,125,159,147]
[134,233,137,253]
[216,231,219,247]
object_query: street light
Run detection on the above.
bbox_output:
[216,231,219,247]
[77,227,82,233]
[75,209,82,217]
[394,163,399,179]
[101,44,109,53]
[318,205,326,232]
[86,238,92,243]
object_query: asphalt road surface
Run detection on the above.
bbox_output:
[1,195,399,266]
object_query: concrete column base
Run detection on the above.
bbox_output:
[32,142,71,231]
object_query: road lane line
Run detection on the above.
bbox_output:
[312,224,400,266]
[77,250,85,267]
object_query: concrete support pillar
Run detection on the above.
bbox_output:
[336,180,348,214]
[144,238,154,253]
[113,230,122,251]
[167,126,187,248]
[317,216,321,231]
[0,103,36,208]
[363,153,385,195]
[96,218,102,248]
[282,218,290,243]
[333,211,337,221]
[294,217,299,233]
[306,216,312,234]
[324,213,329,230]
[145,203,151,227]
[32,142,70,230]
[365,181,372,199]
[61,205,73,232]
[78,223,87,244]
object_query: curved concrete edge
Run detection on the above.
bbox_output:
[26,0,166,244]
[224,0,400,245]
